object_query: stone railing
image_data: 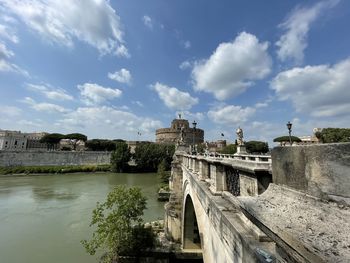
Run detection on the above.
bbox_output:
[197,152,271,163]
[179,152,272,197]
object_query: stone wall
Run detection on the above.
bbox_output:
[0,150,111,167]
[271,143,350,202]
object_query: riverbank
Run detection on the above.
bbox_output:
[0,164,111,175]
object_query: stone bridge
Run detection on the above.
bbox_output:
[164,143,350,263]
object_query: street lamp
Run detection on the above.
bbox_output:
[192,120,197,154]
[286,121,292,145]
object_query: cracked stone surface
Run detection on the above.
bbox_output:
[238,183,350,263]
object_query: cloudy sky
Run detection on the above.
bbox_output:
[0,0,349,144]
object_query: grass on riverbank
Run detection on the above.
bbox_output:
[0,164,111,175]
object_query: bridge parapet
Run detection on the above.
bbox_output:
[182,153,272,196]
[201,152,271,163]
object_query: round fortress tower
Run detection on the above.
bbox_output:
[155,118,204,145]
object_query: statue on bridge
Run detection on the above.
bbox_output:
[176,125,188,152]
[235,127,247,154]
[236,127,244,146]
[179,126,185,144]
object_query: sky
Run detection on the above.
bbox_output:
[0,0,349,145]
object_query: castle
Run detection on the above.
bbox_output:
[155,117,204,145]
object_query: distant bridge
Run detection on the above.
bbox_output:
[165,143,350,263]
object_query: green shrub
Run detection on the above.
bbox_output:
[81,186,153,262]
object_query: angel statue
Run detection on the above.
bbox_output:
[236,127,244,146]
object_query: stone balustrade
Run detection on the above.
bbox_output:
[198,152,271,163]
[180,152,272,197]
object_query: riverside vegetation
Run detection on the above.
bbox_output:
[81,185,156,263]
[0,164,111,175]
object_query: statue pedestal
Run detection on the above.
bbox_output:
[235,145,247,154]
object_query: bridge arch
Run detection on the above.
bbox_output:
[181,179,205,253]
[183,194,202,250]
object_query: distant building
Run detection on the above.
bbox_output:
[26,132,48,150]
[298,135,320,145]
[0,130,49,151]
[206,140,227,152]
[155,117,204,145]
[0,130,27,151]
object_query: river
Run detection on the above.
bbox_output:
[0,173,165,263]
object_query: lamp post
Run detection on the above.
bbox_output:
[192,120,197,154]
[286,121,292,145]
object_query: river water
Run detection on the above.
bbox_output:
[0,173,165,263]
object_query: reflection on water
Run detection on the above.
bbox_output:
[0,172,164,263]
[32,187,79,200]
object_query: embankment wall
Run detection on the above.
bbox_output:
[0,150,111,167]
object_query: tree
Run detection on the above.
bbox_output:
[81,186,154,262]
[318,128,350,143]
[133,143,175,172]
[40,133,64,150]
[273,136,301,146]
[86,139,117,151]
[245,141,269,154]
[111,142,131,173]
[64,133,88,142]
[219,144,237,154]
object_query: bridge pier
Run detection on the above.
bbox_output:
[165,152,184,242]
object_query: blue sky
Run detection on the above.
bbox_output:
[0,0,349,144]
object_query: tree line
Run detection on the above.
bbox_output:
[40,133,88,150]
[40,133,126,151]
[111,142,175,173]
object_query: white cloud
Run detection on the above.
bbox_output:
[151,82,198,111]
[207,105,255,125]
[57,106,162,139]
[255,102,268,108]
[271,58,350,117]
[182,40,191,49]
[142,15,153,29]
[27,83,73,101]
[0,0,129,57]
[179,60,192,70]
[0,41,14,58]
[21,97,68,113]
[132,101,144,107]
[0,105,21,117]
[192,32,272,100]
[0,59,28,75]
[17,119,43,127]
[276,0,339,64]
[78,83,122,105]
[108,68,132,85]
[255,97,273,109]
[0,24,18,43]
[115,44,130,58]
[0,42,28,75]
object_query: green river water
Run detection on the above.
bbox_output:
[0,172,165,263]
